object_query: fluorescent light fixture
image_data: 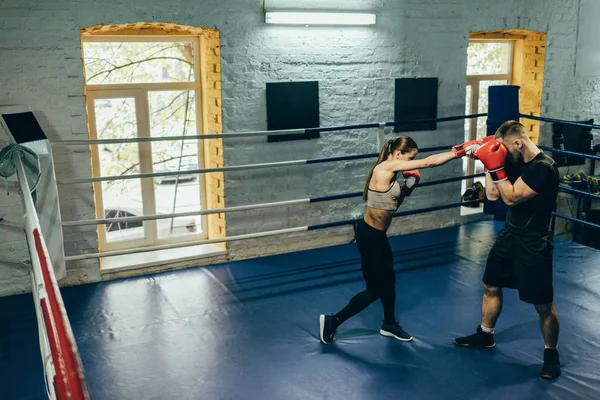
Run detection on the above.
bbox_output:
[265,12,376,26]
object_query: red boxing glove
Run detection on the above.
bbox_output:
[452,140,482,158]
[482,135,495,144]
[475,140,508,183]
[481,137,494,171]
[401,170,420,196]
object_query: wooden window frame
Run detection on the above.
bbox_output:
[82,36,208,252]
[464,40,515,189]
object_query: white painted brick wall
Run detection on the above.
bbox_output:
[0,0,592,296]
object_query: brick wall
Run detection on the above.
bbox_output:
[0,0,591,296]
[470,29,547,143]
[516,32,547,143]
[202,34,226,244]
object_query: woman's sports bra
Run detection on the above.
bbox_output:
[366,179,401,211]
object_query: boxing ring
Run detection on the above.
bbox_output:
[1,85,600,399]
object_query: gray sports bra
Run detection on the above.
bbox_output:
[366,179,402,211]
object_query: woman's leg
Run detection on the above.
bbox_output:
[378,237,396,325]
[377,237,413,341]
[320,221,382,343]
[333,289,379,325]
[333,222,382,325]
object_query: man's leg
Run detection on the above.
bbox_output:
[535,303,559,349]
[482,284,503,331]
[454,284,501,348]
[535,303,561,379]
[514,234,560,379]
[455,229,514,348]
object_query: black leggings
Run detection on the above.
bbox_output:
[334,219,396,325]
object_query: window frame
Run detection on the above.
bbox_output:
[82,36,208,252]
[464,40,515,194]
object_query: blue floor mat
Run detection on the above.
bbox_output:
[1,221,600,400]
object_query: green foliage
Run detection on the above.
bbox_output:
[85,41,199,196]
[467,42,512,138]
[467,42,509,75]
[83,41,194,84]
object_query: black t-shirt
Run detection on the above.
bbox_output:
[505,152,559,235]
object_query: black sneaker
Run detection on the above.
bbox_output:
[319,314,338,344]
[540,348,561,379]
[380,321,413,341]
[454,325,496,348]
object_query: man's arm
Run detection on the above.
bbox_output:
[495,159,556,206]
[474,140,551,207]
[485,173,500,201]
[495,177,538,206]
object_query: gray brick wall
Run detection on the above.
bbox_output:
[0,0,592,296]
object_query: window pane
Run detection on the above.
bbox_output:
[465,85,472,139]
[462,85,473,194]
[148,91,202,239]
[93,97,145,242]
[467,42,512,75]
[471,79,507,178]
[83,41,195,85]
[477,80,508,140]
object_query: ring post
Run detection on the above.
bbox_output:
[484,85,521,221]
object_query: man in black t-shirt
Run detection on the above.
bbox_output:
[454,121,561,380]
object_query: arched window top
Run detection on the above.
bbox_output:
[81,22,219,38]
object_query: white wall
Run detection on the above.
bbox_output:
[0,0,591,296]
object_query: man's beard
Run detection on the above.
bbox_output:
[506,151,525,171]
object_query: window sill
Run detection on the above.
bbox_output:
[460,204,484,216]
[99,243,227,273]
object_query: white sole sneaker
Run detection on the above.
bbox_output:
[380,329,413,342]
[319,314,328,344]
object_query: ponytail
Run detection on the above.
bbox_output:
[362,136,418,201]
[362,139,393,201]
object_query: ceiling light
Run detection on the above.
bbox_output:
[265,12,376,26]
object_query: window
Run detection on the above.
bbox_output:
[81,37,207,252]
[461,41,514,215]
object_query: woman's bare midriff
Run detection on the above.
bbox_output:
[364,207,394,232]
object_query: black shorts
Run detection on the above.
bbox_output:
[482,227,554,304]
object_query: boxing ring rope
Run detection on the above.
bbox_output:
[0,216,24,229]
[50,95,600,262]
[64,199,482,262]
[518,113,600,232]
[538,146,600,162]
[552,212,600,230]
[56,144,459,185]
[520,114,600,131]
[51,113,487,146]
[61,173,487,228]
[13,155,89,399]
[559,185,600,200]
[50,111,488,261]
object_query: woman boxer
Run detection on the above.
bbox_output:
[319,135,478,343]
